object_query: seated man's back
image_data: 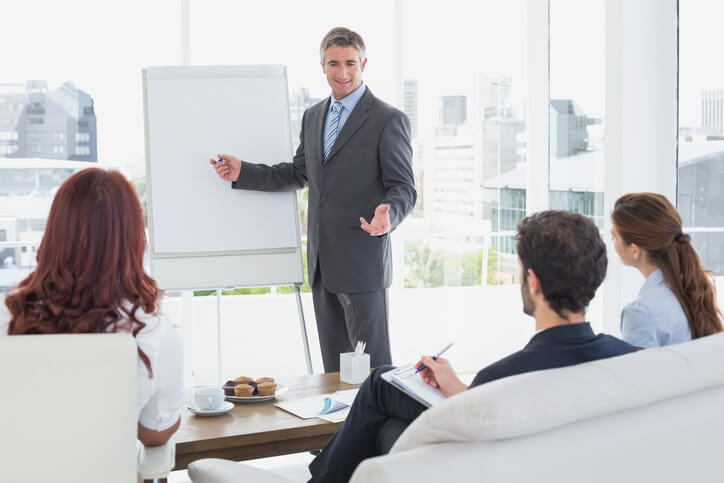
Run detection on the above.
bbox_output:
[309,210,636,483]
[472,323,634,387]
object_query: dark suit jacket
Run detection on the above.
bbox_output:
[233,88,416,293]
[470,323,636,387]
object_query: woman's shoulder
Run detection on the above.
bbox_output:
[637,282,685,316]
[622,296,650,319]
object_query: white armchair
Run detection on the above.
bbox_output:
[0,333,175,483]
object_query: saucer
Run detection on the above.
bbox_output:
[187,401,234,416]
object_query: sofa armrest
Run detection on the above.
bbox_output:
[187,459,291,483]
[351,443,484,483]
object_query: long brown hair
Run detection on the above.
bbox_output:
[612,192,723,339]
[5,168,159,375]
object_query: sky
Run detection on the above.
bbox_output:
[2,0,720,169]
[678,0,724,127]
[1,0,527,168]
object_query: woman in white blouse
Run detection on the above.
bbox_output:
[610,192,723,348]
[1,168,184,446]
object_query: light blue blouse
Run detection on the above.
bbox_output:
[620,268,692,348]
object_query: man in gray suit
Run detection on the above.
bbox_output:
[210,27,416,372]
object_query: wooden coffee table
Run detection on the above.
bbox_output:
[174,372,359,470]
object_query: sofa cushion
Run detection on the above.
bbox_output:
[393,332,724,452]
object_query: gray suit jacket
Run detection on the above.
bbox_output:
[232,88,416,293]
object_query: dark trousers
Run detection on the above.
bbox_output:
[311,264,392,372]
[308,366,427,482]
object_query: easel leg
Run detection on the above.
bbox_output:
[295,284,313,375]
[216,288,223,385]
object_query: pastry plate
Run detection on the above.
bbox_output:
[187,401,234,416]
[225,384,288,403]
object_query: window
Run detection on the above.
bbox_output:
[549,0,605,329]
[0,131,18,141]
[2,1,687,387]
[549,0,605,226]
[1,0,179,292]
[678,0,724,275]
[184,0,532,378]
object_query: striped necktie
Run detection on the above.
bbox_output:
[323,100,342,160]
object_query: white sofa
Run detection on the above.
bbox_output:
[189,332,724,482]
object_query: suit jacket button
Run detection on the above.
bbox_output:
[320,196,327,203]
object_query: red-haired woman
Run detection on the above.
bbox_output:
[1,168,184,446]
[611,192,723,348]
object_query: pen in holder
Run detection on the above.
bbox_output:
[340,352,370,384]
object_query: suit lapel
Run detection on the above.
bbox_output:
[313,98,331,164]
[323,88,374,165]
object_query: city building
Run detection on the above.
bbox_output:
[701,89,724,138]
[678,140,724,274]
[403,80,418,139]
[549,99,600,158]
[427,125,481,220]
[437,95,467,136]
[288,87,321,146]
[0,81,97,161]
[481,117,526,183]
[484,100,604,263]
[479,74,513,119]
[0,158,97,291]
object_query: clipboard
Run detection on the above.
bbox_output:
[381,365,447,408]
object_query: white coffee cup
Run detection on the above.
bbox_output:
[194,386,224,410]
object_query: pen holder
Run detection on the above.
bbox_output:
[340,352,370,384]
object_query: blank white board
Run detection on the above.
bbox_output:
[143,65,304,290]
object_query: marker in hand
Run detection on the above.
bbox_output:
[216,158,223,163]
[415,342,454,374]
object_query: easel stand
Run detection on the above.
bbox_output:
[295,283,313,375]
[214,285,313,384]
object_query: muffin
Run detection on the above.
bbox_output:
[247,380,259,395]
[257,382,277,396]
[234,376,253,385]
[234,384,254,397]
[255,377,275,384]
[222,380,237,396]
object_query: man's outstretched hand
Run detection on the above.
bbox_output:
[209,154,241,182]
[360,204,391,236]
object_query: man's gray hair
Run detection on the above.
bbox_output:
[319,27,366,64]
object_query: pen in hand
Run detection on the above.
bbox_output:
[414,342,454,374]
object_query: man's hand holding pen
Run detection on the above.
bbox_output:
[415,356,469,398]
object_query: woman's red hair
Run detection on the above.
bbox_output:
[5,168,160,375]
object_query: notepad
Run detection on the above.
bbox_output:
[381,365,447,408]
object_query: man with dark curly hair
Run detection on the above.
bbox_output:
[308,210,636,483]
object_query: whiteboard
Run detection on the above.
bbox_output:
[142,65,304,290]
